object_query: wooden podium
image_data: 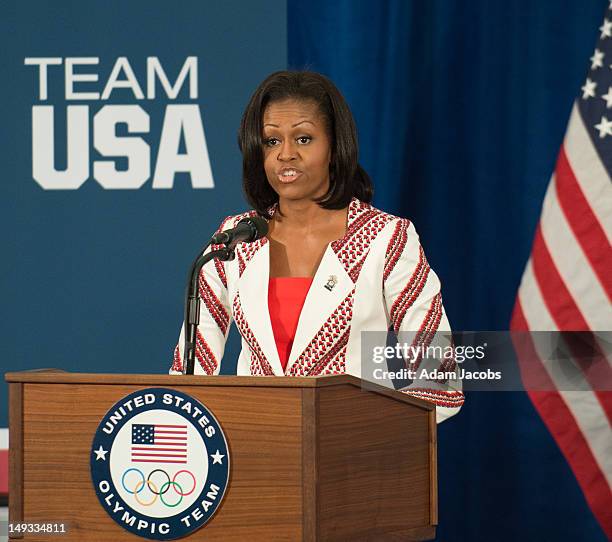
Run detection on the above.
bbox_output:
[6,371,437,541]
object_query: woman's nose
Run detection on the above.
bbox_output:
[277,140,297,161]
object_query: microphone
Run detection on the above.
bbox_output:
[211,216,268,247]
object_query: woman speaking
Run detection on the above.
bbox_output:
[171,71,463,423]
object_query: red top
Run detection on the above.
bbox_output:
[268,277,313,371]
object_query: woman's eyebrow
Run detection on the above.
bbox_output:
[292,120,315,128]
[263,120,316,128]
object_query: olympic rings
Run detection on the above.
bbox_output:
[120,468,197,507]
[147,469,171,495]
[134,479,159,506]
[173,470,196,496]
[159,482,184,507]
[122,468,145,494]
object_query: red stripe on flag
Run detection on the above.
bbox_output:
[531,224,589,330]
[531,227,612,420]
[132,447,186,452]
[556,147,612,301]
[512,302,612,538]
[154,425,187,428]
[132,453,187,458]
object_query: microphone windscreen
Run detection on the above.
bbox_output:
[246,216,269,240]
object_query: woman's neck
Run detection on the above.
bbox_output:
[274,198,349,234]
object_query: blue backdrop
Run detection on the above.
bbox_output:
[288,1,608,540]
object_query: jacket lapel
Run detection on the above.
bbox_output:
[236,240,286,376]
[284,245,353,374]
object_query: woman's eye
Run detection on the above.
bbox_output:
[297,136,311,144]
[265,137,280,147]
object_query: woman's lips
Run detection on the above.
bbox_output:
[277,170,303,184]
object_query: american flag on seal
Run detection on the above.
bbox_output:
[511,6,612,539]
[131,424,188,464]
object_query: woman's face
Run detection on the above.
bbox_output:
[262,99,332,204]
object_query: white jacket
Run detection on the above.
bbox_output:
[172,198,464,422]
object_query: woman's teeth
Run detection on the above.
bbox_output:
[278,170,300,182]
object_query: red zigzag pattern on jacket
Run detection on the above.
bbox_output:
[198,273,229,334]
[209,214,236,288]
[389,245,431,334]
[230,211,267,278]
[236,236,267,277]
[287,289,355,377]
[213,257,227,289]
[402,388,465,408]
[232,293,275,376]
[332,202,395,283]
[173,332,219,374]
[401,293,445,373]
[196,329,218,375]
[172,345,182,373]
[384,218,409,280]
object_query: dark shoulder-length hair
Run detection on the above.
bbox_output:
[238,70,373,216]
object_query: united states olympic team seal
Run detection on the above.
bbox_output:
[90,388,230,540]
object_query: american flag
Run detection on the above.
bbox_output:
[511,7,612,539]
[131,424,188,464]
